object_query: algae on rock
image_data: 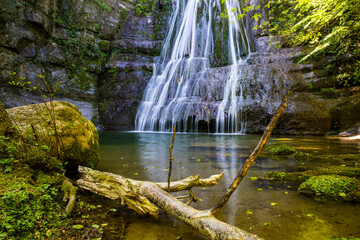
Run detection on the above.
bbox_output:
[298,175,360,202]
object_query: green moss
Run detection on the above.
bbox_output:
[134,0,158,16]
[99,40,110,51]
[92,0,112,12]
[265,143,296,155]
[259,171,310,185]
[298,175,360,201]
[320,88,341,99]
[293,151,314,161]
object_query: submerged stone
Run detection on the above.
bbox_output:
[298,175,360,202]
[265,143,296,155]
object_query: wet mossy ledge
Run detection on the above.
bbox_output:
[257,144,360,202]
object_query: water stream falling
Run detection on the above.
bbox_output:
[135,0,250,133]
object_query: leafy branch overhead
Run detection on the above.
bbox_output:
[260,0,360,87]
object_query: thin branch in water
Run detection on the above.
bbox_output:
[210,91,290,214]
[168,125,176,192]
[186,188,203,205]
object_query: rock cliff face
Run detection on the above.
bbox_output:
[0,0,135,123]
[0,0,357,134]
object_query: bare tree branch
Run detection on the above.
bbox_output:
[210,91,290,214]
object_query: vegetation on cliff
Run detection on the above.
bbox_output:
[261,0,360,87]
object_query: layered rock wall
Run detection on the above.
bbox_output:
[0,0,357,134]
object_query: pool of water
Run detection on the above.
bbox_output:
[97,132,360,240]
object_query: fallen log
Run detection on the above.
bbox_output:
[76,92,290,239]
[77,166,224,218]
[77,166,263,240]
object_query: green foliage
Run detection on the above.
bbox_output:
[330,237,360,240]
[0,180,65,239]
[320,88,341,99]
[0,0,26,25]
[262,0,360,87]
[0,134,62,173]
[298,175,359,201]
[92,0,112,12]
[265,143,296,155]
[0,136,16,173]
[134,0,158,16]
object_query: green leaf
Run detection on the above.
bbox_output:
[270,202,278,207]
[246,211,253,215]
[250,177,258,181]
[73,224,83,230]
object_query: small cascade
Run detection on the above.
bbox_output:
[135,0,250,133]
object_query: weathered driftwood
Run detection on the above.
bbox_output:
[77,166,224,218]
[77,166,263,240]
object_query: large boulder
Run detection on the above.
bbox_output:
[6,101,99,170]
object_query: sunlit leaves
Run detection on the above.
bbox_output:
[264,0,360,86]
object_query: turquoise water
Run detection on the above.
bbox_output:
[97,132,360,240]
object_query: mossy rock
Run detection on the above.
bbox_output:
[99,40,110,52]
[257,171,311,188]
[293,151,314,161]
[6,101,100,172]
[265,143,296,155]
[298,175,360,202]
[0,101,15,136]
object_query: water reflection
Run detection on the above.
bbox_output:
[97,132,360,240]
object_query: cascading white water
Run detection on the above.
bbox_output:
[135,0,250,133]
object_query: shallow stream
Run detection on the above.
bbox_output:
[97,132,360,240]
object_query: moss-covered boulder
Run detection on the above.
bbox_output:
[298,175,360,202]
[0,101,14,136]
[265,143,296,155]
[6,101,99,170]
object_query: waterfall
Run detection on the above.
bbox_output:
[135,0,250,133]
